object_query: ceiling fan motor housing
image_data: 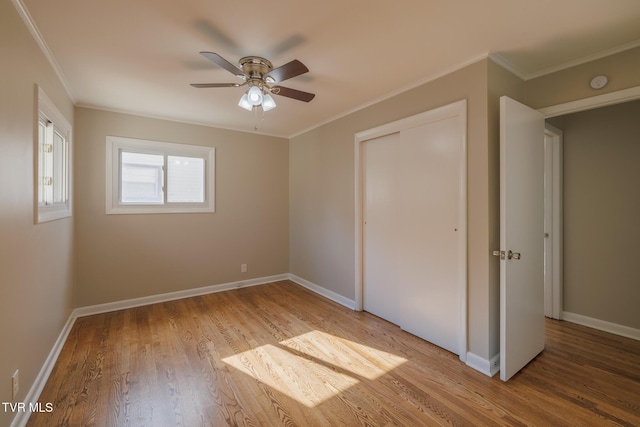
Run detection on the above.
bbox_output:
[240,56,275,87]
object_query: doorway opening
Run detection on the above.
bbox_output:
[539,85,640,330]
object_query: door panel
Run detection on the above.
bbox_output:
[363,132,402,326]
[500,96,545,381]
[363,110,464,356]
[397,118,462,354]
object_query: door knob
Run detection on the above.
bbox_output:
[508,250,521,260]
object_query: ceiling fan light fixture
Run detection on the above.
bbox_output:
[247,86,263,106]
[238,93,253,111]
[262,93,276,111]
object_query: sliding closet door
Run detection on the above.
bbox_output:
[363,109,465,356]
[363,132,403,326]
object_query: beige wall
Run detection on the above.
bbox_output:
[74,107,289,306]
[525,46,640,109]
[290,59,502,360]
[0,1,75,425]
[549,101,640,329]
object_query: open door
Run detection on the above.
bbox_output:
[499,96,545,381]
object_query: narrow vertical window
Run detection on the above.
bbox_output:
[36,87,72,223]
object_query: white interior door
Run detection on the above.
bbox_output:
[500,96,545,381]
[363,103,466,357]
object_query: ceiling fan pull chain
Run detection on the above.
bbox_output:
[253,105,259,131]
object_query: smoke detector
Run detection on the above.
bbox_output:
[590,75,608,90]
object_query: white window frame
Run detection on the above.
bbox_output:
[106,136,215,214]
[36,86,72,223]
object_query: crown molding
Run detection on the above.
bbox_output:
[11,0,75,103]
[491,40,640,82]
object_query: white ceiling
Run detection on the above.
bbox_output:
[19,0,640,137]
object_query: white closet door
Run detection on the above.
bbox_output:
[363,113,464,355]
[363,132,402,326]
[396,118,463,354]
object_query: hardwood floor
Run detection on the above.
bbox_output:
[27,281,640,426]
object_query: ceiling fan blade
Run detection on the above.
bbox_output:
[266,59,309,83]
[190,83,243,88]
[272,86,315,102]
[200,52,245,77]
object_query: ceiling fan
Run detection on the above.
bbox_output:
[191,52,315,111]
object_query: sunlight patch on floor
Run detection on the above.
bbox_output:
[222,330,407,407]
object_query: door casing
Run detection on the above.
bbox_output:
[544,124,563,320]
[539,85,640,321]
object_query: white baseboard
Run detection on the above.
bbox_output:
[466,352,499,377]
[288,274,357,310]
[73,274,289,318]
[562,311,640,341]
[10,313,77,427]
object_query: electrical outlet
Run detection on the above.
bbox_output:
[241,263,247,273]
[12,370,19,400]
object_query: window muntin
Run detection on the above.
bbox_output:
[106,136,215,214]
[36,86,72,223]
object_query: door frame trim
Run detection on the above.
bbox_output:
[539,86,640,118]
[538,85,640,320]
[354,99,468,360]
[544,124,563,320]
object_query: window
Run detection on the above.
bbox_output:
[36,86,72,223]
[106,136,215,214]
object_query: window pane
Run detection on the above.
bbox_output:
[52,130,66,204]
[40,121,55,205]
[38,121,46,205]
[167,156,204,203]
[121,152,164,204]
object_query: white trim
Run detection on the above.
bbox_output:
[74,274,288,317]
[489,54,528,81]
[465,352,500,377]
[11,0,75,103]
[543,124,563,320]
[526,41,640,81]
[562,312,640,341]
[288,274,357,310]
[539,86,640,118]
[10,313,76,427]
[354,99,468,360]
[492,42,640,81]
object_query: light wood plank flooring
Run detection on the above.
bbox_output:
[27,281,640,426]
